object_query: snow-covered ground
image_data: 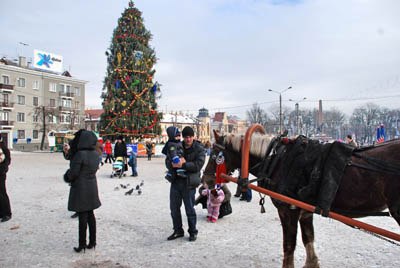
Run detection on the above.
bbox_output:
[0,152,399,268]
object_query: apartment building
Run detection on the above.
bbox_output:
[0,56,86,150]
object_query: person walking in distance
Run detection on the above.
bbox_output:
[146,141,153,161]
[104,139,114,163]
[0,139,11,222]
[167,126,205,242]
[64,130,101,253]
[95,141,104,167]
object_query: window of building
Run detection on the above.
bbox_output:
[33,96,39,106]
[0,111,9,121]
[17,112,25,122]
[59,83,65,93]
[33,130,39,139]
[50,98,56,107]
[75,87,81,96]
[33,114,39,123]
[2,75,9,85]
[17,95,25,105]
[60,114,71,124]
[74,101,80,109]
[62,99,72,108]
[33,80,39,90]
[18,130,25,139]
[66,85,71,93]
[48,114,57,123]
[17,78,26,88]
[1,94,9,105]
[49,83,57,92]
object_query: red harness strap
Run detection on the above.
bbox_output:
[216,162,227,184]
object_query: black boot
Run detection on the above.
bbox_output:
[87,210,96,250]
[73,245,86,253]
[87,242,96,249]
[76,212,88,253]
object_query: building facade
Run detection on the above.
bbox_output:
[85,108,103,132]
[0,57,86,150]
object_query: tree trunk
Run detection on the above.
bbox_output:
[40,106,46,150]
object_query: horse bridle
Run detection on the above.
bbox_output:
[203,141,271,178]
[203,143,227,177]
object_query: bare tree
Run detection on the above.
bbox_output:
[349,103,380,144]
[266,104,291,134]
[67,109,85,132]
[246,103,270,131]
[323,108,346,139]
[32,106,60,150]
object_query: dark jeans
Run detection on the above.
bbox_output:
[131,165,138,176]
[170,179,197,235]
[243,188,252,201]
[78,210,96,247]
[0,178,11,217]
[147,153,152,160]
[105,154,114,163]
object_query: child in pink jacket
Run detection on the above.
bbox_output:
[201,183,225,223]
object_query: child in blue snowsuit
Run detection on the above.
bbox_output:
[162,126,186,182]
[128,151,138,177]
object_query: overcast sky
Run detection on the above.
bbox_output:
[2,0,400,119]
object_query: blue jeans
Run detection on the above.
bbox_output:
[170,179,197,235]
[131,165,138,176]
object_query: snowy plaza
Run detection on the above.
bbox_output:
[0,151,399,268]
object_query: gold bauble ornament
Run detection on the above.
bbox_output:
[117,52,122,65]
[122,101,127,106]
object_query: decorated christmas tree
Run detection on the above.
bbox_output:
[99,0,162,138]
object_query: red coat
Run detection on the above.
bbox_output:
[104,141,112,154]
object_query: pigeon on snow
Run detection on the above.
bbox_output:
[125,188,134,195]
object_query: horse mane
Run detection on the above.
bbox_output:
[223,133,274,158]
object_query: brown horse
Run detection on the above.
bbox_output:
[202,131,400,268]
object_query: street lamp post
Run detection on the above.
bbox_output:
[268,86,292,134]
[289,97,307,135]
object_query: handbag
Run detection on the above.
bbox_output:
[218,200,232,218]
[63,169,74,183]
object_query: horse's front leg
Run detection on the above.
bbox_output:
[299,210,320,268]
[277,206,300,268]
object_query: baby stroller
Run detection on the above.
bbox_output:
[111,156,127,178]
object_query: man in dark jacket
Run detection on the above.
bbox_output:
[0,140,11,222]
[114,136,128,172]
[114,136,128,158]
[167,126,205,242]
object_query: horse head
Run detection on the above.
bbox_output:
[202,130,241,188]
[202,130,277,187]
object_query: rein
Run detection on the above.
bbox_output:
[349,151,400,176]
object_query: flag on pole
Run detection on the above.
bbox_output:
[376,126,381,144]
[376,124,386,144]
[380,124,385,143]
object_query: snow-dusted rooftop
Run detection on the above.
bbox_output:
[161,113,196,124]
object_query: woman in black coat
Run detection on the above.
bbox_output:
[64,130,101,252]
[0,140,11,222]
